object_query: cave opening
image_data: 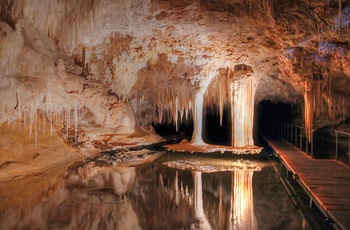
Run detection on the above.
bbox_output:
[152,113,194,142]
[254,100,296,143]
[203,105,232,146]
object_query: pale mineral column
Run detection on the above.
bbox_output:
[192,89,206,145]
[230,76,255,147]
[191,71,216,146]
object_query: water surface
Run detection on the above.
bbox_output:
[0,150,304,229]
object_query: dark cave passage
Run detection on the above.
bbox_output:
[152,114,194,142]
[254,100,296,143]
[203,106,232,146]
[153,100,301,147]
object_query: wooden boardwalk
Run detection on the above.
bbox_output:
[266,138,350,230]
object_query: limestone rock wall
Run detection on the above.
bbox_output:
[0,16,161,150]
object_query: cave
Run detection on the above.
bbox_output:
[203,105,232,146]
[152,113,194,141]
[254,100,297,141]
[0,0,350,229]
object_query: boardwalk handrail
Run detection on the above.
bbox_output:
[335,130,350,136]
[278,122,314,158]
[335,130,350,166]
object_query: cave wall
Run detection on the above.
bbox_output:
[0,15,162,150]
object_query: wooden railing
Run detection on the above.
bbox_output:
[278,122,314,158]
[278,123,350,166]
[335,130,350,166]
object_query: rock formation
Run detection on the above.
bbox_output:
[0,0,349,152]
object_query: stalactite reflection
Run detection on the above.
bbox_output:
[229,169,257,230]
[192,171,212,229]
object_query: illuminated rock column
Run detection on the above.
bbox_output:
[192,171,212,230]
[192,89,206,145]
[191,71,216,146]
[230,76,255,147]
[304,80,314,142]
[229,169,257,230]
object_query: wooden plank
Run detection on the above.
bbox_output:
[266,138,350,230]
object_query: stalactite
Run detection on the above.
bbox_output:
[204,68,230,126]
[153,78,193,130]
[311,72,349,126]
[304,80,314,142]
[7,0,101,48]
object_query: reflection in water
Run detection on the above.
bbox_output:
[0,153,304,229]
[67,166,136,196]
[62,165,141,229]
[193,171,212,230]
[0,164,141,230]
[162,158,260,229]
[230,169,257,230]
